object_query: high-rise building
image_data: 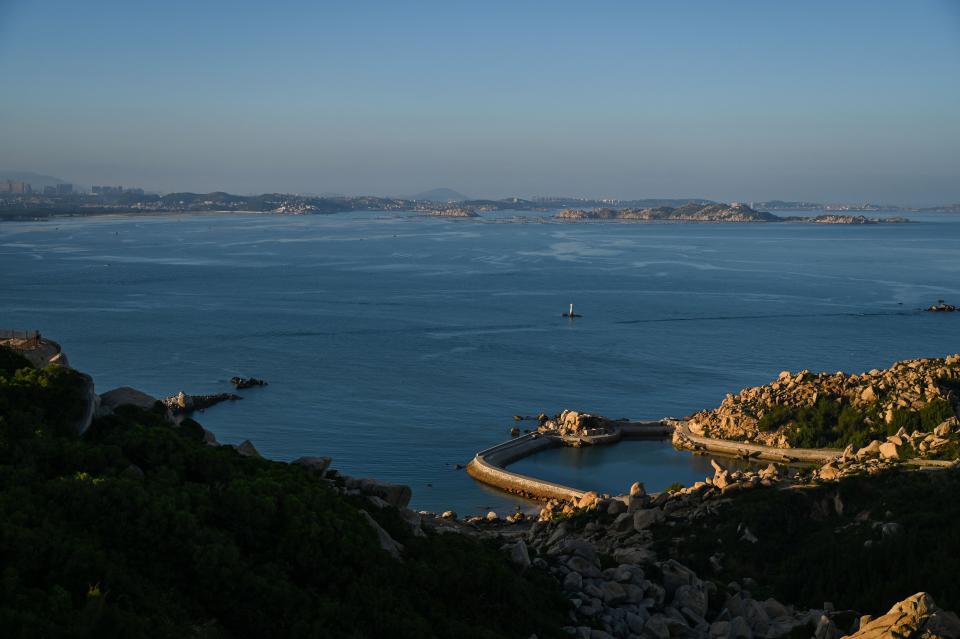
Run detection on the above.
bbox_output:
[56,183,73,195]
[1,180,32,194]
[93,185,123,195]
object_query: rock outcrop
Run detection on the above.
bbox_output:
[687,355,960,450]
[842,593,960,639]
[100,386,161,412]
[344,477,412,510]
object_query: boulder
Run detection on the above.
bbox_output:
[819,463,841,481]
[644,615,671,639]
[398,509,426,538]
[563,571,583,592]
[577,491,600,509]
[359,510,403,560]
[674,584,708,621]
[934,419,957,438]
[236,440,261,458]
[99,386,159,411]
[600,580,628,605]
[660,559,699,597]
[202,428,219,446]
[567,555,602,579]
[857,440,882,460]
[505,540,531,569]
[293,456,332,475]
[879,442,900,460]
[633,507,664,531]
[607,498,627,516]
[613,546,657,565]
[345,478,412,509]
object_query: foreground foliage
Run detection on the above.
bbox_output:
[652,470,960,615]
[0,349,568,638]
[758,397,955,451]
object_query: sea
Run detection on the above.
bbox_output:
[2,209,958,514]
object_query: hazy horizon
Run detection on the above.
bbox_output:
[1,1,959,206]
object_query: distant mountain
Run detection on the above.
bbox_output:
[408,188,469,202]
[0,171,72,188]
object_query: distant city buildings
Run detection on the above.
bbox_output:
[41,184,74,195]
[1,180,32,194]
[92,185,144,196]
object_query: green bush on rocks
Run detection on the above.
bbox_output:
[0,348,569,639]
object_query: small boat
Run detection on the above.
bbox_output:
[927,300,957,313]
[562,303,582,318]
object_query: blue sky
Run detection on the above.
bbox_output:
[1,0,958,204]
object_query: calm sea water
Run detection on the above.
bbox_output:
[2,209,958,513]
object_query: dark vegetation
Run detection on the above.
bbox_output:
[652,470,960,615]
[0,348,568,638]
[757,396,956,451]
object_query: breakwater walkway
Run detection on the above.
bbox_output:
[466,420,674,501]
[670,420,842,464]
[467,418,855,501]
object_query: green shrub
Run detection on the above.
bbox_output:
[758,405,794,432]
[0,361,569,638]
[651,470,960,615]
[769,395,955,450]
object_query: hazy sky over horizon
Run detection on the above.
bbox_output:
[1,0,959,204]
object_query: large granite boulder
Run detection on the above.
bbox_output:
[73,373,99,435]
[345,478,412,510]
[293,456,332,475]
[359,510,403,560]
[99,386,159,411]
[842,593,960,639]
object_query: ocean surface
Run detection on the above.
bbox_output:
[2,209,958,513]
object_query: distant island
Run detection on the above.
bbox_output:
[425,207,479,218]
[556,203,912,224]
[0,188,720,221]
[0,180,954,222]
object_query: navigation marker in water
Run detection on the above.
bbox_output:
[562,303,582,318]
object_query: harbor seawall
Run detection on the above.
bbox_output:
[466,434,587,501]
[467,420,676,501]
[670,419,841,463]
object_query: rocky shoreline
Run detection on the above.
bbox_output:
[10,336,960,638]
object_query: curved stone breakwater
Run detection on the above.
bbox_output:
[468,410,960,505]
[466,415,675,502]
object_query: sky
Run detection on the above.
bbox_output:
[1,0,959,205]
